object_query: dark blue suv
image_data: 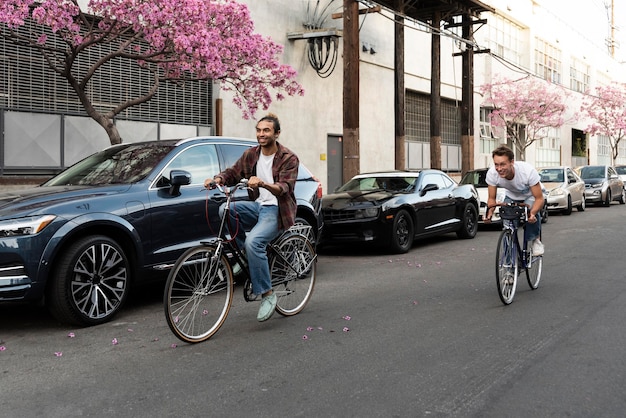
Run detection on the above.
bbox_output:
[0,137,322,326]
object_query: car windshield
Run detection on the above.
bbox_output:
[43,143,176,186]
[578,166,605,180]
[538,168,564,183]
[460,170,487,187]
[337,176,417,192]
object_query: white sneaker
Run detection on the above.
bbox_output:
[531,238,544,256]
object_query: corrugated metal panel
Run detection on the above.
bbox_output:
[0,18,212,125]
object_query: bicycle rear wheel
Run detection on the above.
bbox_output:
[164,245,234,343]
[525,253,542,289]
[495,229,518,305]
[269,234,317,316]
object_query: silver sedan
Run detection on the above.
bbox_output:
[538,166,586,215]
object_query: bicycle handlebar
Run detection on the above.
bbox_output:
[487,201,529,210]
[206,178,249,194]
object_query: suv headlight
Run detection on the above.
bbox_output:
[0,215,56,237]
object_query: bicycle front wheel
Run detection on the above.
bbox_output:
[525,253,542,289]
[270,234,317,316]
[164,245,234,343]
[495,229,518,305]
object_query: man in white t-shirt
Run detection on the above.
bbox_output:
[485,145,545,255]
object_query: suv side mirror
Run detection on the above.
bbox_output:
[169,170,191,196]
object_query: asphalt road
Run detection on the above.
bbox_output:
[2,203,626,417]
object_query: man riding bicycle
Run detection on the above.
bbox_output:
[485,145,545,256]
[204,113,299,322]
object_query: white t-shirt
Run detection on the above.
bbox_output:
[486,161,541,201]
[256,153,278,206]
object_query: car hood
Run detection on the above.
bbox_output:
[0,185,131,218]
[582,178,604,184]
[542,181,564,190]
[322,190,395,209]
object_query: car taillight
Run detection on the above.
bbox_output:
[316,182,323,199]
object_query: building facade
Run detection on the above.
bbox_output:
[1,0,625,191]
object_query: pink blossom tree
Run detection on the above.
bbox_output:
[580,83,626,165]
[480,76,570,160]
[0,0,304,144]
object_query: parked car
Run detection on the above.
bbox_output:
[320,170,479,254]
[615,165,626,191]
[459,168,506,225]
[575,165,625,206]
[537,166,586,215]
[0,137,323,326]
[459,167,548,225]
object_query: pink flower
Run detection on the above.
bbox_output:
[342,315,351,321]
[306,326,314,331]
[343,327,350,332]
[170,344,178,348]
[302,335,308,340]
[0,346,6,351]
[112,338,119,345]
[67,332,75,338]
[54,352,62,357]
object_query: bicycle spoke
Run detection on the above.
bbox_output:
[496,230,517,305]
[164,246,233,343]
[271,235,316,316]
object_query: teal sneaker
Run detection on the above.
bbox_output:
[257,293,277,322]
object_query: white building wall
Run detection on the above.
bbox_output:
[217,0,626,191]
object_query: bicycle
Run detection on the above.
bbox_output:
[491,202,543,305]
[163,179,317,343]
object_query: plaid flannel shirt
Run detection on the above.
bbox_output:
[218,142,299,231]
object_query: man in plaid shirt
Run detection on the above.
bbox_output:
[205,113,299,322]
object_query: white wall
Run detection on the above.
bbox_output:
[217,0,626,192]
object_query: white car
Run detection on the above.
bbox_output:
[459,169,506,225]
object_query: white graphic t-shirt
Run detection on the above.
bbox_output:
[486,161,541,201]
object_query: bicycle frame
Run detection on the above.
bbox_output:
[495,202,542,305]
[164,179,317,343]
[501,211,531,270]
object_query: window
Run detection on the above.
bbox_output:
[570,59,590,93]
[535,38,562,84]
[597,134,611,166]
[406,91,460,145]
[0,17,212,126]
[487,14,524,66]
[535,127,560,167]
[479,107,499,154]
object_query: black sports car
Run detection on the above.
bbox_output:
[320,170,479,253]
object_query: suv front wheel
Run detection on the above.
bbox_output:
[47,235,130,326]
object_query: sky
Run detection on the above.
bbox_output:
[541,0,626,62]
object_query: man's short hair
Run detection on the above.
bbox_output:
[258,113,281,133]
[492,145,515,161]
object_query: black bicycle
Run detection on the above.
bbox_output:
[164,180,317,343]
[492,202,542,304]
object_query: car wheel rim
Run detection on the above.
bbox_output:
[466,207,477,233]
[396,216,410,246]
[71,243,128,320]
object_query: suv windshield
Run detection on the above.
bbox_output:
[44,143,176,186]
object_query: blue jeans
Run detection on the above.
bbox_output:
[504,196,541,242]
[220,201,279,295]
